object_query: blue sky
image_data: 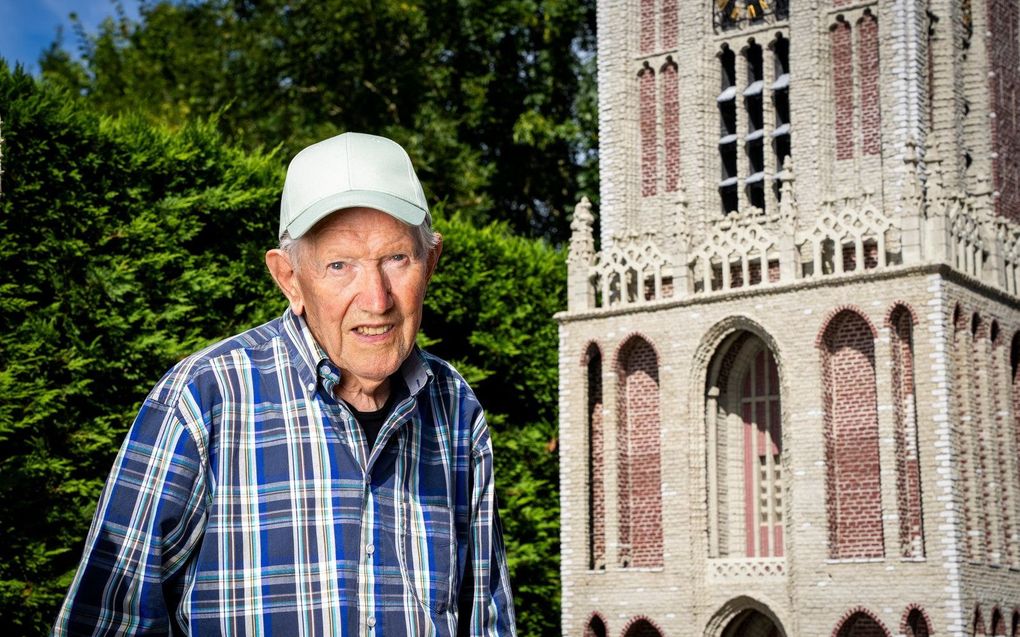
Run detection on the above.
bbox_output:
[0,0,141,74]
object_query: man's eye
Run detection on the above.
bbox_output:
[327,261,346,271]
[391,254,408,262]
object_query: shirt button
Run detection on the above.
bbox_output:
[366,543,375,556]
[306,382,316,392]
[367,617,377,628]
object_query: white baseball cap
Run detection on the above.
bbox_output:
[279,132,430,239]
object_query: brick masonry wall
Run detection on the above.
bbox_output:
[587,346,606,569]
[558,273,1020,637]
[889,307,924,558]
[971,317,1000,565]
[660,0,677,50]
[947,304,1020,569]
[640,67,658,198]
[857,12,881,156]
[640,0,655,55]
[971,315,1003,562]
[822,310,884,559]
[953,311,980,561]
[986,0,1020,221]
[831,20,855,161]
[662,61,680,193]
[617,337,664,568]
[990,332,1016,568]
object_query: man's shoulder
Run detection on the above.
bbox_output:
[149,316,288,405]
[417,350,482,404]
[194,317,285,361]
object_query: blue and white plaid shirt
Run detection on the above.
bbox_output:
[53,310,517,636]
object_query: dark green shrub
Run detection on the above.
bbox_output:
[0,64,564,635]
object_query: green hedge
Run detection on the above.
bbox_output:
[0,63,564,635]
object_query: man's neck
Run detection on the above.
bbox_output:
[337,377,391,411]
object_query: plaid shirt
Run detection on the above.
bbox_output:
[53,310,517,636]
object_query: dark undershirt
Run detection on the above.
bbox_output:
[343,377,407,450]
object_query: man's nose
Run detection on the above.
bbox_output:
[355,265,393,313]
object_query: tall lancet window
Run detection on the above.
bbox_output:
[617,336,663,568]
[706,331,784,559]
[585,343,605,570]
[639,63,658,197]
[986,0,1020,220]
[771,33,791,201]
[744,40,766,211]
[829,10,882,161]
[661,58,680,193]
[889,305,924,558]
[718,44,740,213]
[821,310,884,559]
[716,31,791,214]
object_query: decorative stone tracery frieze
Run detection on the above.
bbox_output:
[1000,221,1020,296]
[708,557,786,579]
[589,236,674,308]
[564,166,1020,312]
[798,190,898,277]
[689,209,782,293]
[946,190,990,282]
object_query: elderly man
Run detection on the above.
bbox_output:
[53,133,517,635]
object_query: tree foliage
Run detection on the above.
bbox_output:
[0,64,563,635]
[42,0,598,241]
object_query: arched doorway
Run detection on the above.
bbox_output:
[721,608,782,637]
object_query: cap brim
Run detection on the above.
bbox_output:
[284,190,428,239]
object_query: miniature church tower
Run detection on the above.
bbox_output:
[557,0,1020,634]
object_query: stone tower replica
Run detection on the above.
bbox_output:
[557,0,1020,634]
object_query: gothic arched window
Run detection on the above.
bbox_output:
[821,310,883,559]
[706,330,784,558]
[617,336,663,568]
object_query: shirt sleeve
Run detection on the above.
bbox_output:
[463,414,518,637]
[51,393,208,636]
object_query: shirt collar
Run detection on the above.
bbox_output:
[281,308,432,397]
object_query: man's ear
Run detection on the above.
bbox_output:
[425,233,443,280]
[265,249,305,315]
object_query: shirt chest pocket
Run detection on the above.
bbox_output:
[398,493,455,613]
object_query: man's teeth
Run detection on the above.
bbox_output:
[356,326,390,336]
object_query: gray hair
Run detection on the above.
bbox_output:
[279,215,440,270]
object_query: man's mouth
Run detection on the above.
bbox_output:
[354,325,393,336]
